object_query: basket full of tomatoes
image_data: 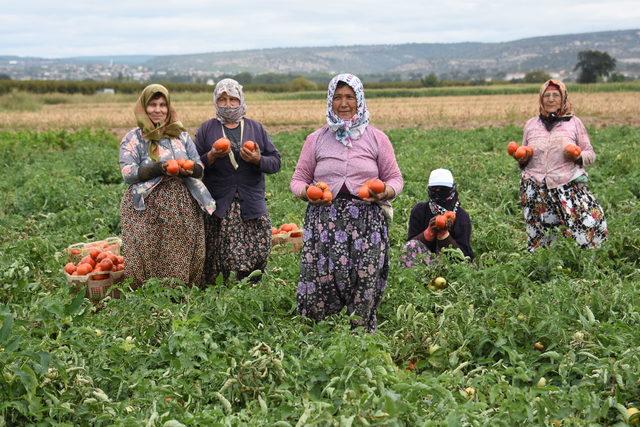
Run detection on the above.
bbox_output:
[63,239,125,300]
[271,223,304,252]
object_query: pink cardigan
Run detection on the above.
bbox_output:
[290,125,404,198]
[521,116,596,189]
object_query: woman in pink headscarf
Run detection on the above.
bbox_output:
[290,74,404,332]
[513,79,607,251]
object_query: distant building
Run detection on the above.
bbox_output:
[97,88,115,95]
[505,72,526,81]
[206,79,215,86]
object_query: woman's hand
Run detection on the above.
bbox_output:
[366,184,395,202]
[239,146,261,165]
[429,216,453,240]
[302,185,331,206]
[178,167,193,177]
[564,143,582,163]
[206,145,231,164]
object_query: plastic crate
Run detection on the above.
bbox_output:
[271,230,304,253]
[64,267,123,301]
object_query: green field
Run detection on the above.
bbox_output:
[1,126,639,425]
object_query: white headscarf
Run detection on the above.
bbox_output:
[213,78,247,124]
[326,73,370,147]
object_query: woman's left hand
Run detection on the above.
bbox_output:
[178,167,193,177]
[239,146,261,165]
[366,184,395,202]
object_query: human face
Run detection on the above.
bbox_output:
[332,85,357,120]
[146,95,168,125]
[216,92,241,108]
[542,88,562,114]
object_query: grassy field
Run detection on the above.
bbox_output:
[1,123,639,425]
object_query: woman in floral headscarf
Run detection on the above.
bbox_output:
[512,79,607,251]
[194,78,281,283]
[119,84,216,287]
[290,73,403,332]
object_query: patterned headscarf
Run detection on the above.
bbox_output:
[326,73,370,147]
[134,84,185,142]
[213,78,247,124]
[538,79,574,118]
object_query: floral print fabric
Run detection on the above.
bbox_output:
[203,196,272,283]
[400,240,434,268]
[120,128,216,214]
[520,177,608,250]
[297,198,389,332]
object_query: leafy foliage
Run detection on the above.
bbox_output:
[574,50,617,84]
[0,126,639,425]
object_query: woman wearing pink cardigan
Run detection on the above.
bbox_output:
[290,74,403,332]
[514,80,607,251]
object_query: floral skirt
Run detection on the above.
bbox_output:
[203,196,272,283]
[520,178,608,251]
[297,198,389,332]
[400,240,434,268]
[120,178,206,287]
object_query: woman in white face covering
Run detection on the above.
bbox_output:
[401,168,474,268]
[193,79,282,284]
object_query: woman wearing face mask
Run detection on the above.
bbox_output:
[194,79,281,283]
[513,80,607,251]
[290,73,403,332]
[119,84,216,288]
[401,168,474,268]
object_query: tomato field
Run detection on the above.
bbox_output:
[1,125,639,425]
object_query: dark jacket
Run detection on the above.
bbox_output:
[194,118,281,219]
[407,202,474,260]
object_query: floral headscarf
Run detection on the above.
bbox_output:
[134,84,185,142]
[326,73,370,147]
[213,78,247,124]
[538,79,574,118]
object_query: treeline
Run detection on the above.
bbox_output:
[0,80,210,95]
[2,77,639,97]
[0,78,331,95]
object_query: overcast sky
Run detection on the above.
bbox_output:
[2,0,639,58]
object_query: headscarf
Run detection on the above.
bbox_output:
[427,169,459,213]
[134,84,185,143]
[213,78,247,124]
[538,79,574,131]
[326,73,370,147]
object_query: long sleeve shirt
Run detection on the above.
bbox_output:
[407,202,474,260]
[194,118,281,219]
[521,116,596,189]
[290,125,404,199]
[119,128,216,214]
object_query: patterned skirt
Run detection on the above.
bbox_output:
[520,177,608,251]
[297,198,389,332]
[120,177,206,287]
[400,240,434,268]
[203,196,272,283]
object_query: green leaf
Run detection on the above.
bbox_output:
[0,313,13,344]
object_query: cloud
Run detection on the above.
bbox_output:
[1,0,638,57]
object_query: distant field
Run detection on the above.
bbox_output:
[1,91,639,135]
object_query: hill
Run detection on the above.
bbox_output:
[146,29,640,79]
[1,29,639,81]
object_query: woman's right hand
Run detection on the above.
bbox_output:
[303,185,331,206]
[206,145,231,164]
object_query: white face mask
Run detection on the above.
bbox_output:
[216,105,245,124]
